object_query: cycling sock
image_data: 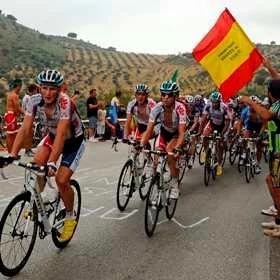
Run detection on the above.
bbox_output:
[65,210,74,219]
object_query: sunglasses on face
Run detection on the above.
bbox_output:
[161,92,174,97]
[136,92,147,96]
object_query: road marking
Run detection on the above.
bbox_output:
[156,217,209,229]
[100,208,138,220]
[0,176,23,183]
[80,206,105,217]
[171,217,209,229]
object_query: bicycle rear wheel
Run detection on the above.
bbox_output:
[52,179,81,249]
[0,192,38,277]
[245,150,252,183]
[144,175,160,237]
[204,149,211,186]
[229,139,238,165]
[116,159,134,211]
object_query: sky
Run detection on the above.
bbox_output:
[1,0,279,55]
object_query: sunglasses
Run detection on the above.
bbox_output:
[161,92,174,97]
[136,92,147,96]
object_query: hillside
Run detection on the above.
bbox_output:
[0,12,280,110]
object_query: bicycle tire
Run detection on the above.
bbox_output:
[144,175,160,237]
[165,191,178,220]
[178,155,187,183]
[229,139,238,165]
[245,149,252,183]
[116,159,134,211]
[139,159,152,201]
[204,149,211,186]
[0,191,38,277]
[52,179,81,249]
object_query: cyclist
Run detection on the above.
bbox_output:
[237,96,264,174]
[141,80,187,199]
[5,79,24,153]
[240,80,280,237]
[124,84,156,141]
[199,91,230,176]
[5,69,85,241]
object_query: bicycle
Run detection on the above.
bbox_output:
[237,137,257,183]
[144,149,178,237]
[203,130,221,186]
[116,139,153,211]
[0,158,81,277]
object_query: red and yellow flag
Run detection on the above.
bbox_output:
[192,8,263,101]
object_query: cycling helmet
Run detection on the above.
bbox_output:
[209,91,222,102]
[135,83,150,94]
[37,69,64,87]
[160,80,180,96]
[267,79,280,99]
[262,97,270,106]
[185,95,194,103]
[250,95,258,102]
[194,94,202,102]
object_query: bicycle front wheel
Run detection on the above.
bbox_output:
[144,175,160,237]
[204,149,211,186]
[116,159,134,211]
[0,192,38,277]
[245,150,252,184]
[52,179,81,249]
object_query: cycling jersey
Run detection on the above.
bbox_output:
[26,93,84,140]
[203,102,229,126]
[126,98,156,126]
[268,100,280,155]
[149,101,187,133]
[241,106,262,132]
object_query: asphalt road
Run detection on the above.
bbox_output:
[0,141,279,280]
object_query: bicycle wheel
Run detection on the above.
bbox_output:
[177,155,187,183]
[52,179,81,249]
[165,189,178,220]
[116,159,134,211]
[229,139,238,165]
[245,150,252,183]
[139,159,153,201]
[204,149,211,186]
[144,175,161,237]
[0,192,38,277]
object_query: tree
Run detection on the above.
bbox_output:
[6,14,17,21]
[67,32,77,39]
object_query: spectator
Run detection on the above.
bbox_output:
[86,88,98,142]
[22,84,38,156]
[108,90,122,138]
[5,79,24,153]
[71,90,80,105]
[97,101,106,141]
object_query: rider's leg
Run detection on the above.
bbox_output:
[33,144,51,192]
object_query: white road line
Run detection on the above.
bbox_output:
[100,208,138,220]
[0,176,23,183]
[171,217,209,229]
[80,206,105,217]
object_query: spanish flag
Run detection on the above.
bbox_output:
[192,8,263,101]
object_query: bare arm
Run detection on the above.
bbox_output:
[124,114,132,139]
[11,115,34,157]
[141,122,155,146]
[263,57,280,80]
[175,123,186,148]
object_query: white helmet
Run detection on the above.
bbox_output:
[186,95,194,103]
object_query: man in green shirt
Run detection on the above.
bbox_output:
[241,79,280,237]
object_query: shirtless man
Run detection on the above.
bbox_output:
[5,79,24,153]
